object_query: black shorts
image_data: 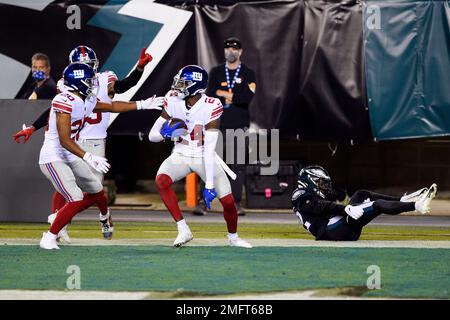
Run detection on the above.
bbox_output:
[320,217,361,241]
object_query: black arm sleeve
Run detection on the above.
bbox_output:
[113,68,143,94]
[297,196,347,218]
[328,187,348,202]
[32,107,51,131]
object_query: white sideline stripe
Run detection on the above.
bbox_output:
[0,290,149,300]
[1,238,450,248]
[0,289,391,300]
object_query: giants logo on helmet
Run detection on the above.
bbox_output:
[73,69,85,78]
[192,72,203,81]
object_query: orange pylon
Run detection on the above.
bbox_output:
[186,173,198,208]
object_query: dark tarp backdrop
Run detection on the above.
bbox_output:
[1,0,371,141]
[364,0,450,140]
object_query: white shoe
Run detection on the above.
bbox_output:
[58,226,71,243]
[48,212,71,243]
[47,212,57,224]
[401,187,428,202]
[415,183,437,214]
[99,210,114,240]
[229,238,253,248]
[173,228,193,247]
[39,232,60,250]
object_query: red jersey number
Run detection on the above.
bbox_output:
[85,112,102,125]
[190,124,204,147]
[71,119,85,140]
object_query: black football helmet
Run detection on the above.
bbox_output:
[297,165,333,199]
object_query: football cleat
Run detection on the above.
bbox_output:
[401,187,428,203]
[48,212,71,243]
[58,226,71,243]
[415,183,437,214]
[99,210,114,240]
[173,227,193,247]
[229,238,253,248]
[39,232,60,250]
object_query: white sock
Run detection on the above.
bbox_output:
[227,232,238,241]
[414,201,421,211]
[47,232,57,240]
[177,219,188,231]
[99,210,110,220]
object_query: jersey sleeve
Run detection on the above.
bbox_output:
[163,91,177,117]
[297,193,346,218]
[208,98,223,122]
[51,94,73,114]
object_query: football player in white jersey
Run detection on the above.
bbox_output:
[13,45,153,241]
[148,65,252,248]
[39,62,163,250]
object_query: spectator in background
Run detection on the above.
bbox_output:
[193,37,256,216]
[20,52,57,100]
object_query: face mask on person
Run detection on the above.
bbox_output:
[225,51,239,63]
[32,70,46,81]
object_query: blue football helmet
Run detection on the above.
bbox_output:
[297,165,333,199]
[63,62,98,97]
[69,45,99,72]
[171,65,208,99]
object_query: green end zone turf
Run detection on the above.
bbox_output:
[0,245,449,299]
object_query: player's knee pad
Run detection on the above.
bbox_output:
[155,174,173,190]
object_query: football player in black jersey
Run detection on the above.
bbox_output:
[292,165,437,241]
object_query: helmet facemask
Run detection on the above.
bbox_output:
[297,166,333,199]
[82,75,99,100]
[171,75,195,99]
[85,60,99,73]
[311,176,332,199]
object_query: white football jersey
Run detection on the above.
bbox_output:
[39,91,97,164]
[164,90,223,158]
[56,70,117,140]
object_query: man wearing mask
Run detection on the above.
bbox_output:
[20,52,57,100]
[193,37,256,216]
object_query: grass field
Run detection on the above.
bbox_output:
[1,221,449,299]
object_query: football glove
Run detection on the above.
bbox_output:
[137,48,153,69]
[344,204,364,220]
[83,152,111,174]
[160,121,185,140]
[203,188,217,210]
[136,95,164,111]
[13,124,35,143]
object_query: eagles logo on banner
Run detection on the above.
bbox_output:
[0,0,192,101]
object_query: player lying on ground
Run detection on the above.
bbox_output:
[14,45,154,242]
[292,165,437,241]
[39,62,163,250]
[148,65,252,248]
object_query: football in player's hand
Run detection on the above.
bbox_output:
[167,118,188,130]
